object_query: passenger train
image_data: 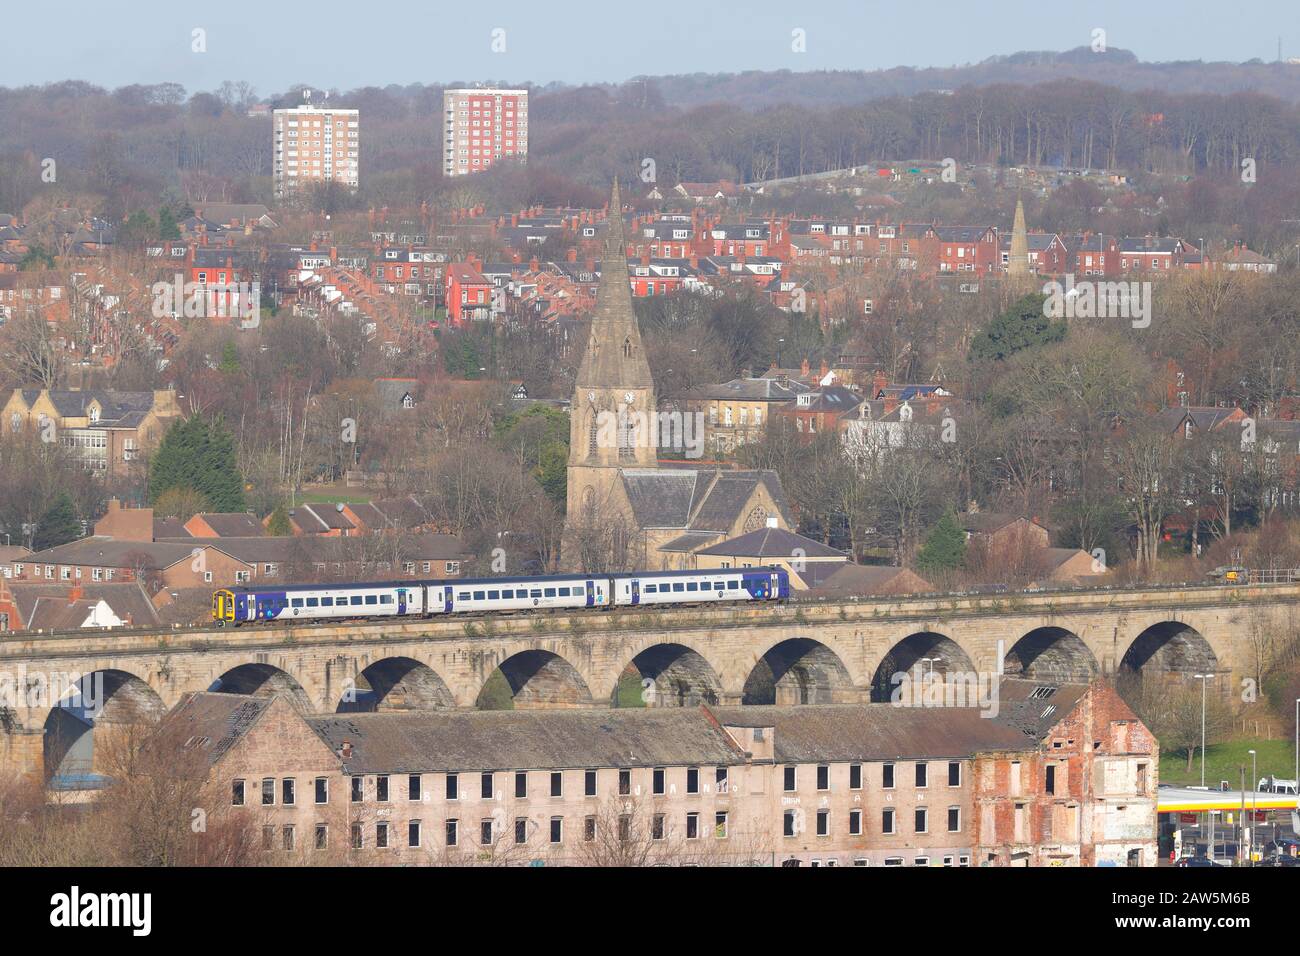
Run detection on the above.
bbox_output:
[211,567,790,626]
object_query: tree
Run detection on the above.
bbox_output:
[32,493,81,551]
[915,510,966,573]
[218,340,241,374]
[968,293,1066,363]
[1122,676,1234,772]
[1113,422,1185,568]
[265,504,292,536]
[0,306,66,388]
[152,485,209,522]
[149,416,246,512]
[157,206,181,240]
[117,210,157,245]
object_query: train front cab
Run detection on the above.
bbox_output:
[212,589,236,625]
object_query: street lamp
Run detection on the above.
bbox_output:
[1192,673,1217,788]
[1248,748,1257,865]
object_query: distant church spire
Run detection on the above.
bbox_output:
[576,178,654,389]
[1007,195,1030,278]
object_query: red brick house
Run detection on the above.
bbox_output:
[444,259,493,325]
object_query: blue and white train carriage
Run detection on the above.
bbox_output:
[212,567,788,626]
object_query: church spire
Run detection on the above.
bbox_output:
[576,178,654,389]
[1007,194,1030,278]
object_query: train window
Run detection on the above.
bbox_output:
[501,590,513,599]
[645,584,657,593]
[558,587,569,596]
[321,597,334,607]
[473,591,486,600]
[673,583,684,592]
[727,581,739,589]
[291,598,304,608]
[306,598,318,607]
[380,595,393,604]
[686,582,698,592]
[715,582,725,590]
[458,592,470,600]
[365,595,378,605]
[530,589,542,598]
[544,588,556,597]
[351,596,364,606]
[487,590,499,600]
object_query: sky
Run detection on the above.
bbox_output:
[1,0,1297,94]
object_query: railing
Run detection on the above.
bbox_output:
[1244,568,1300,584]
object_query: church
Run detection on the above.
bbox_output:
[561,180,793,572]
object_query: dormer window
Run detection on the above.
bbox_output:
[88,405,100,423]
[622,338,632,359]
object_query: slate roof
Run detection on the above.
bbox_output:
[7,581,160,629]
[990,679,1093,742]
[21,389,160,427]
[792,386,862,415]
[1153,406,1241,434]
[682,377,810,402]
[694,527,843,560]
[686,471,790,534]
[21,537,201,570]
[157,534,466,563]
[373,378,418,409]
[804,563,932,596]
[307,707,746,774]
[711,702,1035,762]
[153,517,189,538]
[163,693,274,767]
[621,469,701,528]
[26,598,107,630]
[195,513,264,537]
[289,503,356,533]
[959,512,1042,535]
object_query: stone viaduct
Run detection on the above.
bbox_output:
[2,583,1297,778]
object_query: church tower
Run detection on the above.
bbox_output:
[563,179,657,565]
[1007,195,1030,278]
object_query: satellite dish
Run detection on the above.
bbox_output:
[336,503,345,513]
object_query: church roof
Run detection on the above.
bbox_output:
[620,468,792,534]
[574,179,654,390]
[621,469,700,528]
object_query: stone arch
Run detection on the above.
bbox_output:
[1005,627,1099,683]
[43,669,165,782]
[209,662,313,711]
[476,650,593,710]
[870,631,976,702]
[1120,621,1219,679]
[337,656,454,713]
[743,638,854,706]
[1117,620,1222,707]
[612,643,723,708]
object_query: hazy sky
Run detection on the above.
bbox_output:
[1,0,1296,93]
